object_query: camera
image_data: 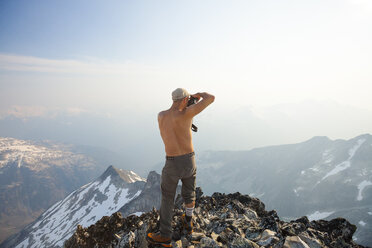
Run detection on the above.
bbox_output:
[187,96,198,132]
[187,96,198,107]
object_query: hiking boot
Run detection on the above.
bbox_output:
[147,232,172,247]
[182,214,193,234]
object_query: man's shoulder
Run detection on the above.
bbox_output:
[158,109,188,121]
[158,110,169,120]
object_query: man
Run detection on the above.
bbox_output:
[147,88,215,247]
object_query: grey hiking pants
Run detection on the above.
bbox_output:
[160,152,197,238]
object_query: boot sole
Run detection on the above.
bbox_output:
[146,236,172,247]
[182,215,193,234]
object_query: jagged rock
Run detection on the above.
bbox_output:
[230,236,259,248]
[283,236,310,248]
[191,232,206,241]
[174,240,183,248]
[296,231,323,248]
[199,237,219,248]
[244,209,259,220]
[256,229,280,246]
[245,226,261,240]
[310,218,356,243]
[282,221,308,236]
[64,188,365,248]
[118,171,161,217]
[259,210,280,232]
[210,231,219,241]
[115,231,135,248]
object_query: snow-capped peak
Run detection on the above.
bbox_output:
[13,166,145,248]
[99,165,146,183]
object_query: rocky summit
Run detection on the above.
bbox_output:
[64,188,365,248]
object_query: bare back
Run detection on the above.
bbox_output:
[158,110,194,156]
[158,92,215,156]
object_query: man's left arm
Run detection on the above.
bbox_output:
[185,92,215,117]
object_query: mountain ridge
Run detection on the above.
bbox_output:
[194,133,372,246]
[100,165,146,184]
[0,166,146,248]
[64,188,365,248]
[2,133,371,247]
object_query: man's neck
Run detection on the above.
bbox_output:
[170,102,183,111]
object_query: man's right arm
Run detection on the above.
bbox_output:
[185,92,215,117]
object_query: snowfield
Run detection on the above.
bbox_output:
[357,180,372,201]
[321,139,366,181]
[0,137,91,170]
[307,210,335,221]
[15,173,143,248]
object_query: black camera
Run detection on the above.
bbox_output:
[187,96,198,107]
[187,96,198,132]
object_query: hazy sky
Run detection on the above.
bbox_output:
[1,0,372,170]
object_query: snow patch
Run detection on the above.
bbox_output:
[349,139,365,157]
[127,170,146,183]
[293,189,299,196]
[310,167,320,172]
[16,237,30,248]
[307,211,335,221]
[359,221,366,226]
[357,180,372,201]
[321,139,365,181]
[256,192,265,198]
[293,187,303,197]
[323,157,333,164]
[322,150,334,164]
[129,212,144,217]
[321,161,351,180]
[250,192,265,198]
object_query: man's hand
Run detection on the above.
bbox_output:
[191,92,214,102]
[190,93,201,102]
[185,92,215,117]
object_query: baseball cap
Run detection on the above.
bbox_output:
[172,88,190,101]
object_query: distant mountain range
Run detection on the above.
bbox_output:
[2,134,371,247]
[195,133,372,246]
[0,137,111,243]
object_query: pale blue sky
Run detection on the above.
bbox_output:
[1,0,371,109]
[1,0,372,166]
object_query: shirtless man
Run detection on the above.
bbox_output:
[147,88,215,247]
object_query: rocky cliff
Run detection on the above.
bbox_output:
[118,171,161,217]
[64,188,365,248]
[118,171,181,218]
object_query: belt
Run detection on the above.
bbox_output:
[166,152,195,160]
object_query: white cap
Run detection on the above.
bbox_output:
[172,88,190,101]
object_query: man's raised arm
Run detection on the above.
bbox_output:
[185,92,215,117]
